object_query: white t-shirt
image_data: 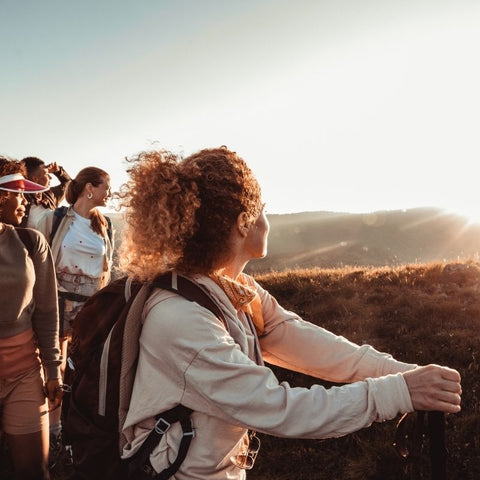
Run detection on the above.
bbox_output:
[56,210,106,279]
[26,203,49,230]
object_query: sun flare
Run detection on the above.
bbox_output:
[445,205,480,226]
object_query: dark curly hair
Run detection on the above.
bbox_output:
[119,147,262,280]
[0,156,26,209]
[21,156,45,177]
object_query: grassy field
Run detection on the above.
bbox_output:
[3,261,479,479]
[248,261,480,479]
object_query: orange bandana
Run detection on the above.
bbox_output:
[211,273,264,335]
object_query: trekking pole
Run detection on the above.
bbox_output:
[427,411,446,480]
[393,411,447,480]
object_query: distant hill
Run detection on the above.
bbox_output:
[108,207,480,273]
[246,207,480,273]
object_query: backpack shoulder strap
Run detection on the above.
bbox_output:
[51,206,68,244]
[152,271,227,327]
[126,272,226,479]
[105,215,113,243]
[128,404,194,480]
[15,227,35,258]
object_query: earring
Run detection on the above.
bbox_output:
[87,193,93,199]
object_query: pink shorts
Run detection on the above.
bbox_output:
[0,366,48,435]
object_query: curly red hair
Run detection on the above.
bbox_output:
[119,147,262,280]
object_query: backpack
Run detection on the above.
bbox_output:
[63,271,226,480]
[51,206,113,244]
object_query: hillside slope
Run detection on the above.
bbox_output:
[246,208,480,273]
[109,207,480,274]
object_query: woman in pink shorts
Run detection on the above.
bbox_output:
[0,157,63,479]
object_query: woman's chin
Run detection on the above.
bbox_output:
[12,215,23,225]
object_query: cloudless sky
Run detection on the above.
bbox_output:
[2,0,480,220]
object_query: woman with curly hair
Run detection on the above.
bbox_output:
[35,166,113,462]
[120,147,461,479]
[0,157,62,479]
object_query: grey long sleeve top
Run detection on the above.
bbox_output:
[0,225,61,380]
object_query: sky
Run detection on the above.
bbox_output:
[1,0,480,221]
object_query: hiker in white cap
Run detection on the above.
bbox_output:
[0,157,62,480]
[119,147,462,479]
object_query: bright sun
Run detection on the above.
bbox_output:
[446,204,480,226]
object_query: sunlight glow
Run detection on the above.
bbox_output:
[1,1,480,217]
[444,205,480,226]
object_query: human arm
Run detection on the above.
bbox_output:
[48,162,71,184]
[256,281,416,383]
[48,163,71,206]
[137,293,414,440]
[256,282,461,414]
[28,229,62,382]
[45,378,64,411]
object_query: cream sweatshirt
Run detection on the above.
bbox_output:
[122,274,415,479]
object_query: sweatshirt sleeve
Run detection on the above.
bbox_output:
[29,229,62,380]
[140,296,413,441]
[49,166,72,206]
[256,282,416,382]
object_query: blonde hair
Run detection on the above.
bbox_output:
[119,147,262,281]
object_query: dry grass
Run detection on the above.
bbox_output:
[3,261,479,479]
[249,261,480,479]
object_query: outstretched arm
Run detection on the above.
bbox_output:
[257,283,416,383]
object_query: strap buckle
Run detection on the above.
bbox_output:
[67,357,75,371]
[154,417,171,435]
[183,422,195,438]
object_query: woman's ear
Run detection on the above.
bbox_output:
[84,182,94,197]
[236,212,250,238]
